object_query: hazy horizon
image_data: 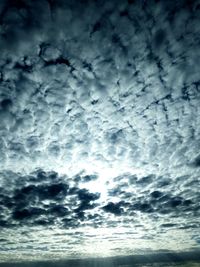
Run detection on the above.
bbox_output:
[0,250,200,266]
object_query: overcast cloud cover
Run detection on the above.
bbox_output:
[0,0,200,263]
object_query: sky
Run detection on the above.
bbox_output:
[0,0,200,264]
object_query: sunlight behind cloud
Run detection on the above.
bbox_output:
[58,159,146,202]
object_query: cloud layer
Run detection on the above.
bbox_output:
[0,0,200,262]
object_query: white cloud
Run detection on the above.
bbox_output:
[0,0,200,262]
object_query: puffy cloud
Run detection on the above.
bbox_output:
[0,169,199,260]
[0,170,103,229]
[0,0,200,262]
[102,201,124,216]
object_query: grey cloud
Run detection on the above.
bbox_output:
[191,154,200,168]
[1,169,197,229]
[161,223,178,228]
[150,190,163,199]
[0,170,199,259]
[76,188,100,202]
[107,172,199,222]
[0,0,200,261]
[102,202,124,216]
[0,170,102,228]
[81,174,98,183]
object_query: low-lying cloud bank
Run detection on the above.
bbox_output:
[0,251,200,267]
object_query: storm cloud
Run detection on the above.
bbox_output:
[0,0,200,263]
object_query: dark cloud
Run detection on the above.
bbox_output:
[13,182,69,205]
[191,154,200,167]
[132,202,154,213]
[81,174,98,183]
[73,188,100,219]
[12,207,44,221]
[136,175,154,185]
[77,188,100,202]
[0,170,102,228]
[150,190,163,199]
[0,167,199,259]
[161,223,177,228]
[102,202,124,216]
[0,98,12,111]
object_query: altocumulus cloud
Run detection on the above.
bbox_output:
[0,0,200,263]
